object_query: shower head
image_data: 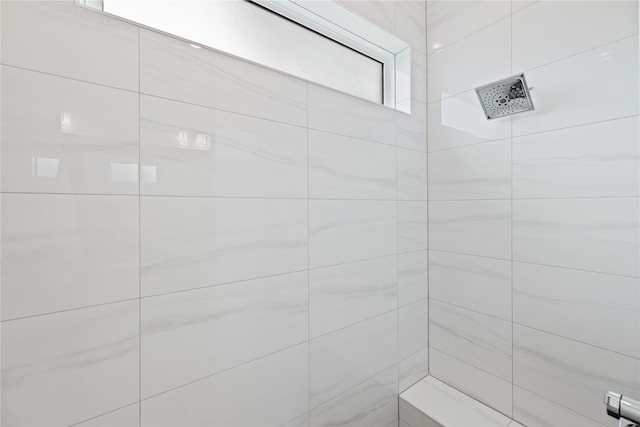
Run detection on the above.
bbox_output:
[475,73,534,120]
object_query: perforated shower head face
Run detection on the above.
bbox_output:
[475,73,534,120]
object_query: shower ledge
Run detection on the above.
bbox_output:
[399,376,525,427]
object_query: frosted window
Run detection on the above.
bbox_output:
[101,0,384,104]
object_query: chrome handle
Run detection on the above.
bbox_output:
[605,391,640,425]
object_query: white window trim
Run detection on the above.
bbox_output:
[251,0,411,110]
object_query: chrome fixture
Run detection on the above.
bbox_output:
[475,73,534,120]
[605,391,640,427]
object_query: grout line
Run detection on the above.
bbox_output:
[1,296,141,323]
[425,0,431,379]
[429,297,511,323]
[310,306,399,342]
[306,81,311,427]
[427,113,639,154]
[427,248,640,279]
[429,346,512,385]
[137,26,142,426]
[69,402,140,427]
[509,0,515,414]
[429,195,640,201]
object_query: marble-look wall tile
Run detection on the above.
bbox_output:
[311,365,398,427]
[429,300,512,381]
[308,84,396,146]
[310,256,397,338]
[399,348,429,392]
[141,197,308,296]
[337,0,395,34]
[1,66,139,195]
[512,117,639,198]
[310,312,397,408]
[428,18,510,103]
[512,36,638,137]
[400,375,511,426]
[395,0,427,54]
[1,194,139,320]
[429,200,511,259]
[513,198,639,277]
[309,130,396,200]
[513,325,640,426]
[512,0,638,72]
[396,102,428,153]
[398,148,428,200]
[514,262,640,359]
[428,140,511,200]
[284,414,310,427]
[399,300,428,359]
[0,1,139,90]
[141,271,308,397]
[398,250,428,307]
[140,29,307,127]
[141,343,308,427]
[75,404,140,427]
[426,1,511,55]
[429,348,513,418]
[512,386,603,427]
[428,91,511,152]
[140,95,307,198]
[1,301,139,427]
[412,53,427,105]
[309,200,396,268]
[429,250,511,320]
[398,201,428,253]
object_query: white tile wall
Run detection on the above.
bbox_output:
[1,1,429,426]
[426,2,640,425]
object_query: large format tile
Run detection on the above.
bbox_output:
[337,0,395,34]
[308,84,396,146]
[309,256,397,338]
[1,301,139,427]
[398,250,428,307]
[426,1,511,55]
[399,300,428,360]
[429,349,513,418]
[514,262,640,358]
[513,325,640,426]
[309,130,396,200]
[428,90,511,152]
[396,0,427,54]
[76,404,140,427]
[429,300,512,381]
[1,194,139,320]
[428,200,511,259]
[400,375,511,427]
[428,18,510,102]
[140,95,307,198]
[512,36,639,136]
[398,148,428,200]
[513,198,640,277]
[397,102,428,153]
[141,197,307,296]
[398,201,428,253]
[429,250,511,320]
[309,200,396,268]
[0,0,138,90]
[513,386,603,427]
[428,140,511,200]
[141,271,308,398]
[513,1,638,72]
[399,348,429,392]
[513,117,640,198]
[1,66,139,195]
[141,343,308,427]
[310,312,397,408]
[311,366,398,427]
[140,29,307,126]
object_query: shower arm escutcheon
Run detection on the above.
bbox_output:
[605,391,640,426]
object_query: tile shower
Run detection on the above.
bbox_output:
[0,1,638,427]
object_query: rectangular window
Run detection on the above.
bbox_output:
[79,0,411,111]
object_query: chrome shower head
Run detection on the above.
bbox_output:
[475,73,534,120]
